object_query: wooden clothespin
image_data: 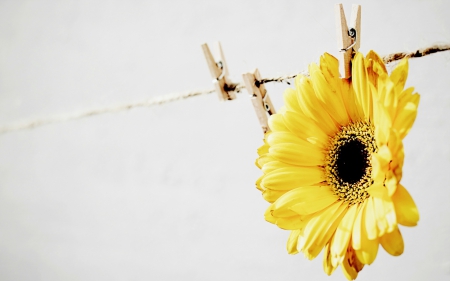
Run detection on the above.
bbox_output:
[242,69,276,133]
[335,4,361,78]
[201,42,236,101]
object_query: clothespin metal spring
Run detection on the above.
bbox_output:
[242,69,276,133]
[340,28,357,52]
[215,61,225,82]
[202,42,236,101]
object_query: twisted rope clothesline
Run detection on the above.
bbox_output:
[1,44,449,135]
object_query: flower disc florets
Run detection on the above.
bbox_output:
[326,121,376,205]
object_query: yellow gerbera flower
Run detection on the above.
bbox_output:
[255,51,420,280]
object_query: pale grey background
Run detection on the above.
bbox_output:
[1,0,450,280]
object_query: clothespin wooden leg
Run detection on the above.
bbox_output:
[335,4,361,79]
[201,42,236,101]
[242,69,276,133]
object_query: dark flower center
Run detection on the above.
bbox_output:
[325,121,377,204]
[335,139,368,184]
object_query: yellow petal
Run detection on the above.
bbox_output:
[376,145,392,170]
[330,203,359,266]
[385,170,398,197]
[290,193,338,215]
[341,259,357,280]
[260,159,283,174]
[366,182,388,199]
[264,205,277,224]
[355,237,379,265]
[267,131,320,149]
[287,229,301,254]
[380,227,404,256]
[366,187,398,234]
[396,86,414,104]
[323,242,337,276]
[355,213,379,265]
[283,88,302,113]
[390,58,409,94]
[320,53,341,84]
[381,79,398,121]
[392,91,420,139]
[365,50,387,88]
[262,189,287,203]
[384,198,397,233]
[352,201,366,250]
[268,113,290,132]
[282,110,328,148]
[309,63,349,126]
[372,97,392,146]
[273,216,309,230]
[319,53,346,106]
[392,184,419,226]
[341,80,360,123]
[295,76,338,135]
[255,154,274,170]
[262,166,324,191]
[257,142,269,157]
[265,206,307,230]
[256,175,264,192]
[269,143,324,166]
[301,201,346,260]
[367,190,397,235]
[388,130,404,183]
[372,196,389,237]
[364,197,378,240]
[341,246,363,280]
[271,186,334,216]
[352,53,372,121]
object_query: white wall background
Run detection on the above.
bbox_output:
[1,0,450,280]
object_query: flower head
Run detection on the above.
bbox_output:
[255,51,420,280]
